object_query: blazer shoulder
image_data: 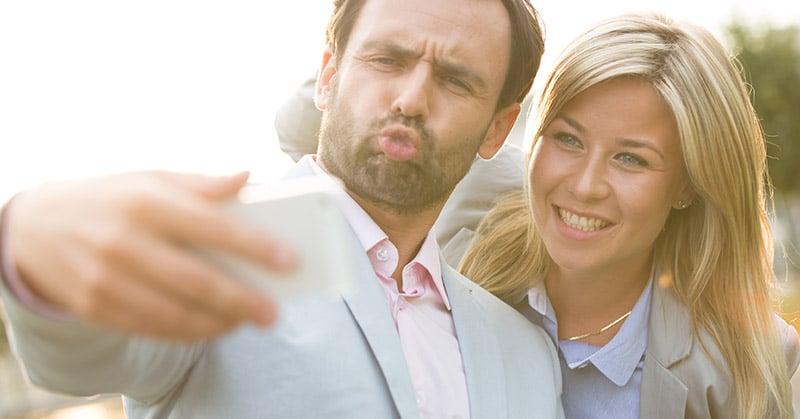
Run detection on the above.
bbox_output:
[645,293,734,417]
[444,265,551,343]
[442,264,563,417]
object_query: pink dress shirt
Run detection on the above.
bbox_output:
[309,160,470,419]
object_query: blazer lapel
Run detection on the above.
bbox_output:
[339,227,418,419]
[283,158,418,418]
[639,279,693,419]
[640,359,688,418]
[443,263,508,419]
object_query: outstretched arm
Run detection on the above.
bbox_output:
[2,170,294,341]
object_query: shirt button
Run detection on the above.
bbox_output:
[376,248,389,262]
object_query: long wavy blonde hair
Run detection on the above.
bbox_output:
[461,13,793,418]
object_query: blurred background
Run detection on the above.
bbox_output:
[0,1,798,417]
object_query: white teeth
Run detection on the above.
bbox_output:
[558,208,609,232]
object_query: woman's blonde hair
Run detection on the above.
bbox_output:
[461,13,792,418]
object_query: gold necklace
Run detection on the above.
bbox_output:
[564,310,633,341]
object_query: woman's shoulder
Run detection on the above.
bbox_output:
[647,284,730,380]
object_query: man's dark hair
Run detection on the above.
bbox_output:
[325,0,545,108]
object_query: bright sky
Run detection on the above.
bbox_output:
[1,1,798,202]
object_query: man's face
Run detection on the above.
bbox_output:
[316,0,517,214]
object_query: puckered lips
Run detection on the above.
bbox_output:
[556,206,612,233]
[377,125,421,161]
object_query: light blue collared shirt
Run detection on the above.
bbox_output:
[522,275,654,419]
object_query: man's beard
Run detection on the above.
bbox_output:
[317,89,487,215]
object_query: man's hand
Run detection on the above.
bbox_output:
[6,170,295,341]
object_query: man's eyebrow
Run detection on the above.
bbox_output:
[434,57,487,91]
[359,40,487,91]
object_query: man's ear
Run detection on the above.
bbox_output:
[314,48,336,111]
[478,102,521,159]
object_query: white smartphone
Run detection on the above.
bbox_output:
[198,177,355,300]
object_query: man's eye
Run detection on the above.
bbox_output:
[445,76,470,91]
[374,57,397,66]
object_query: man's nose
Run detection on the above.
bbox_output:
[390,65,432,120]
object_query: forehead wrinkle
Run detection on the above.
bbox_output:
[358,39,422,60]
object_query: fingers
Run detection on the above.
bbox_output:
[129,174,299,273]
[118,229,278,328]
[6,169,290,341]
[151,202,299,274]
[69,264,244,341]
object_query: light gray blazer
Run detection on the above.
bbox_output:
[1,159,563,419]
[640,281,800,418]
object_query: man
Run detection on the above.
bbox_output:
[0,0,563,417]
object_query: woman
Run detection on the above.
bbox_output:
[461,13,799,419]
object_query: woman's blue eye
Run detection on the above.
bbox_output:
[617,153,648,167]
[554,132,581,148]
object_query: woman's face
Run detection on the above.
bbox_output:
[529,77,692,278]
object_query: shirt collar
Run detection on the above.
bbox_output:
[405,231,448,309]
[527,272,654,387]
[309,157,449,309]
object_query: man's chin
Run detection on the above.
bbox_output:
[353,181,448,214]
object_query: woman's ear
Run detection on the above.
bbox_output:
[672,180,696,210]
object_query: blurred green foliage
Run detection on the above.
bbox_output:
[727,22,800,194]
